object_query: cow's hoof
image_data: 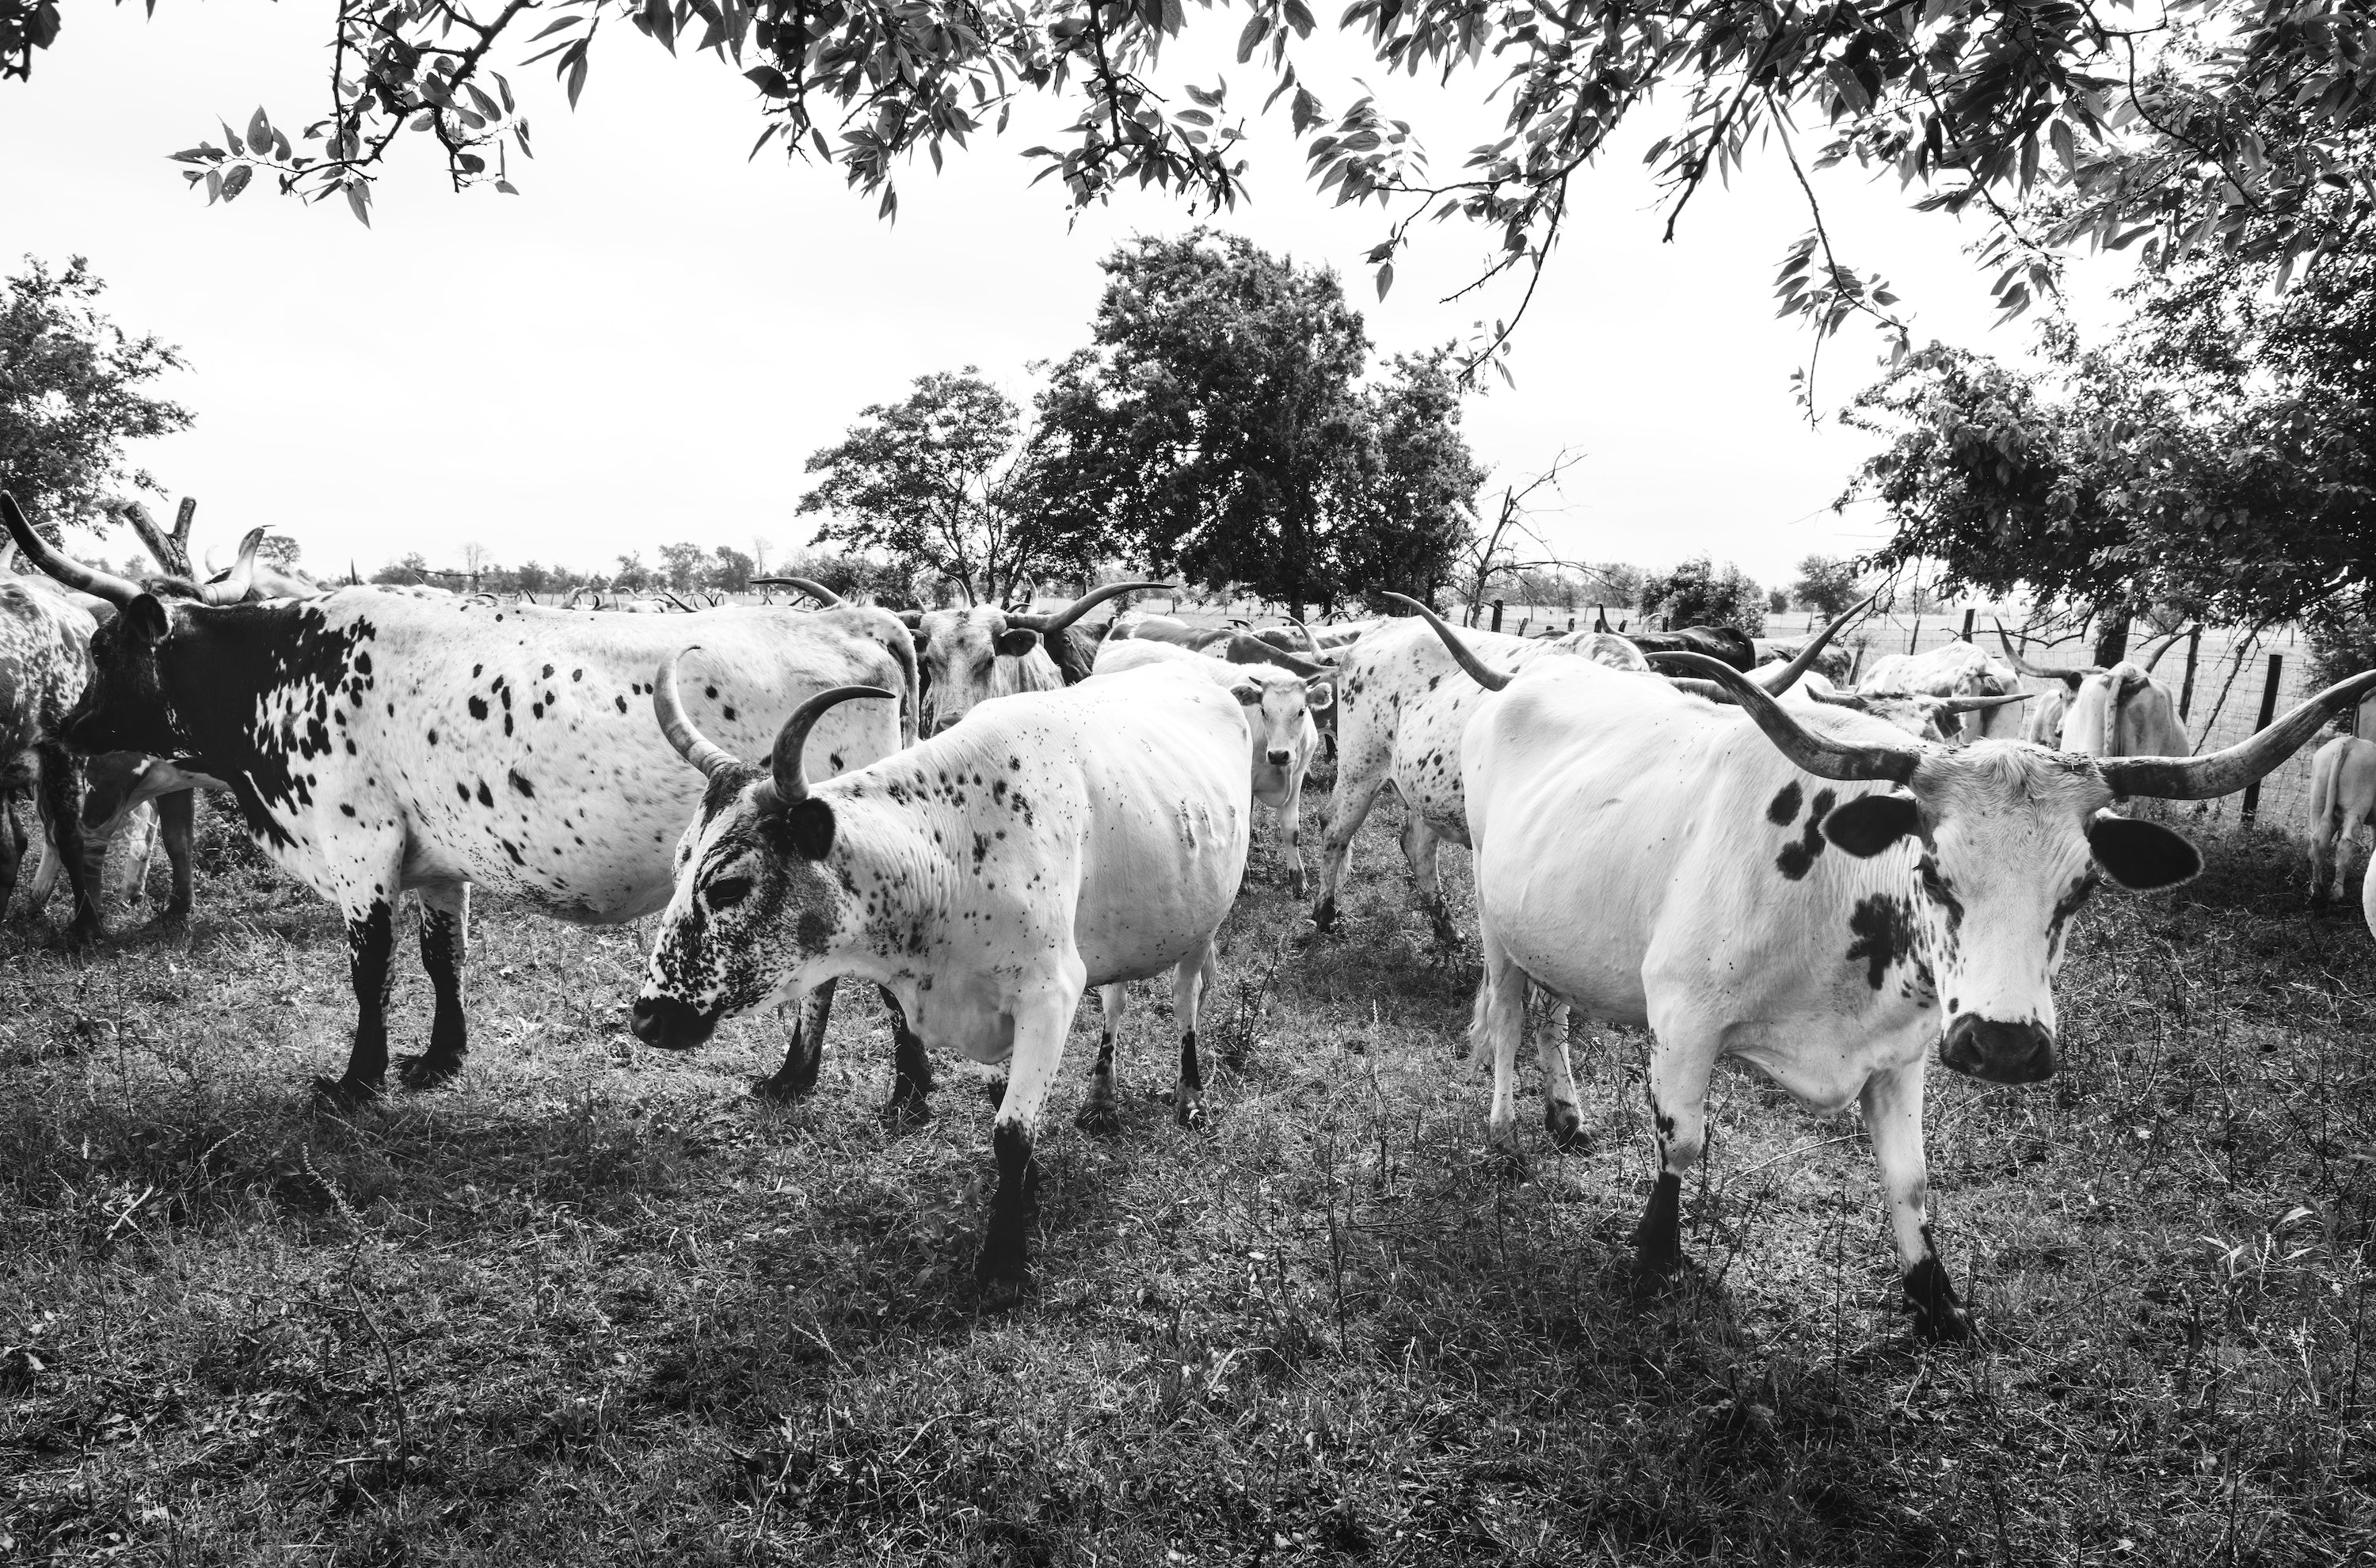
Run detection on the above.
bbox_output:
[1309,899,1338,934]
[1172,1092,1207,1130]
[749,1074,812,1105]
[1074,1099,1122,1136]
[311,1075,382,1114]
[395,1052,464,1092]
[1287,870,1308,898]
[1544,1104,1587,1151]
[1482,1141,1527,1186]
[62,914,102,950]
[1911,1300,1977,1344]
[884,1090,935,1128]
[973,1244,1032,1303]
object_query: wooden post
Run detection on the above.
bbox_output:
[1490,599,1504,632]
[2240,653,2283,824]
[1959,607,1975,642]
[1567,616,1575,633]
[2176,626,2203,721]
[1906,611,1921,654]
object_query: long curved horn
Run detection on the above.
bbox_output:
[1747,590,1878,696]
[1228,634,1329,679]
[0,537,16,573]
[2098,668,2376,800]
[768,685,897,804]
[1659,653,1921,783]
[653,649,741,780]
[659,590,698,613]
[1286,618,1324,657]
[2138,625,2191,674]
[1993,619,2094,686]
[1936,691,2033,714]
[1381,592,1514,691]
[1007,580,1172,634]
[0,492,143,607]
[752,576,844,608]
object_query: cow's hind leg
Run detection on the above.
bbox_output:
[317,898,398,1111]
[1632,1022,1716,1276]
[1401,811,1457,952]
[1312,765,1387,932]
[34,744,100,946]
[1172,938,1218,1128]
[154,790,196,929]
[399,881,470,1090]
[977,984,1079,1292]
[1864,1057,1972,1342]
[1476,933,1529,1170]
[752,978,836,1102]
[0,789,23,919]
[1535,991,1586,1152]
[881,986,934,1125]
[1075,983,1127,1135]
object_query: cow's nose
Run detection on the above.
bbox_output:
[1266,748,1292,767]
[1940,1014,2056,1083]
[631,994,714,1050]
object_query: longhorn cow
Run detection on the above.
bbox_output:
[2,497,916,1109]
[1856,639,2031,742]
[631,659,1251,1288]
[1394,594,2374,1339]
[2309,733,2376,907]
[1994,623,2191,754]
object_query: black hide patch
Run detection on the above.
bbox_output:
[1824,792,1920,858]
[1775,787,1837,880]
[1766,781,1803,826]
[1845,894,1921,991]
[2087,814,2201,890]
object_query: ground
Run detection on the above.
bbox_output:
[2,781,2371,1566]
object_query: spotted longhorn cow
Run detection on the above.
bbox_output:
[1312,599,1862,942]
[1091,635,1332,892]
[1396,595,2374,1339]
[3,499,916,1109]
[630,659,1251,1287]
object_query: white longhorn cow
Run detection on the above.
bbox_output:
[1856,639,2031,741]
[631,660,1251,1288]
[2309,733,2376,907]
[1392,594,2373,1339]
[1995,623,2191,754]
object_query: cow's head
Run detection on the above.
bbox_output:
[630,654,895,1051]
[0,495,261,756]
[901,581,1166,736]
[1671,651,2376,1085]
[1224,664,1331,801]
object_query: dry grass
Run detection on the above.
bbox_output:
[2,784,2373,1566]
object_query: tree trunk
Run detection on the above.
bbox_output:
[2092,602,2131,666]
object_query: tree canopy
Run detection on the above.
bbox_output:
[1640,556,1766,634]
[1790,554,1868,618]
[8,1,2366,362]
[0,256,192,533]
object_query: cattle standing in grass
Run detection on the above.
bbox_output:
[1092,635,1332,892]
[1312,598,1867,942]
[1396,595,2374,1338]
[2309,734,2376,905]
[632,660,1251,1287]
[3,497,914,1109]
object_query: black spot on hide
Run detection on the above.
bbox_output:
[476,780,493,809]
[1776,788,1836,880]
[1846,893,1918,991]
[508,768,534,798]
[468,695,489,721]
[1767,781,1802,825]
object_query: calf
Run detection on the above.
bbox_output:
[1093,636,1331,892]
[4,499,914,1109]
[632,659,1251,1287]
[2309,734,2376,904]
[1400,596,2370,1338]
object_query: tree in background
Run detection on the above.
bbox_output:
[1640,557,1766,634]
[370,551,430,586]
[0,256,192,534]
[611,553,652,592]
[802,368,1099,608]
[769,548,917,607]
[1790,554,1867,618]
[1334,351,1488,611]
[710,545,755,594]
[260,535,302,573]
[656,541,706,594]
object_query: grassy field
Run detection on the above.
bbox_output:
[3,779,2374,1566]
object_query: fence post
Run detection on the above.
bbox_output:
[1567,616,1575,633]
[1959,608,1974,643]
[2177,626,2203,721]
[1906,611,1921,654]
[1490,599,1504,633]
[2240,653,2283,824]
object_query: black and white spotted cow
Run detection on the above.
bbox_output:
[631,658,1251,1287]
[0,564,101,940]
[1399,596,2376,1340]
[2,500,914,1109]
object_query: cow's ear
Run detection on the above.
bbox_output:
[1231,679,1264,707]
[996,627,1040,658]
[782,797,837,861]
[909,628,930,652]
[2089,812,2199,890]
[1823,791,1921,857]
[128,593,169,643]
[1304,679,1336,711]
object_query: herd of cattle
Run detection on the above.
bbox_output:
[5,489,2375,1335]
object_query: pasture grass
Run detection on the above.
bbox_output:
[2,787,2373,1565]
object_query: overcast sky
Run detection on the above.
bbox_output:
[0,1,2137,588]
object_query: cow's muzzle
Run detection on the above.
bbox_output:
[631,993,719,1050]
[1265,748,1292,767]
[1940,1014,2057,1084]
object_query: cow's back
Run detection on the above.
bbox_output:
[1337,618,1564,842]
[0,584,92,761]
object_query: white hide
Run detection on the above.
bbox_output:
[2309,734,2376,904]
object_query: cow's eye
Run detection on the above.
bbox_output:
[706,876,753,910]
[1917,859,1951,902]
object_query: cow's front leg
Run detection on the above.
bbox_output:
[977,987,1077,1293]
[317,899,397,1111]
[1074,983,1127,1135]
[880,986,934,1125]
[1311,762,1387,932]
[1171,939,1217,1128]
[1864,1058,1972,1342]
[1534,989,1586,1152]
[1475,934,1530,1167]
[1277,765,1310,898]
[35,744,100,947]
[752,979,834,1103]
[0,790,23,919]
[153,790,196,929]
[1633,1030,1713,1274]
[399,882,470,1090]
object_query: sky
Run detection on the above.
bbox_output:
[0,0,2141,588]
